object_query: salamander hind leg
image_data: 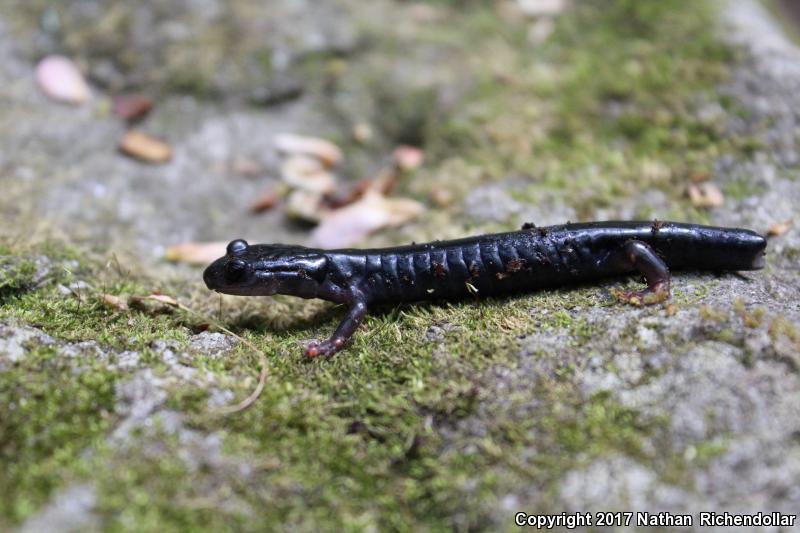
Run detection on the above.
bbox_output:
[306,300,368,357]
[611,240,671,306]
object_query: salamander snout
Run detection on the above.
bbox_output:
[203,255,247,291]
[202,261,216,289]
[203,239,261,295]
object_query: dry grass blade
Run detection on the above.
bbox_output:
[131,294,269,415]
[174,299,269,415]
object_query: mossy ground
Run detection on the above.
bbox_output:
[0,0,777,531]
[2,251,676,531]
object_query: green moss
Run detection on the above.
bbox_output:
[690,438,729,463]
[0,235,688,530]
[0,257,39,301]
[0,0,759,529]
[0,343,119,525]
[414,0,752,223]
[0,243,199,527]
[725,176,766,200]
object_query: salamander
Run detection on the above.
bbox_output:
[203,221,767,357]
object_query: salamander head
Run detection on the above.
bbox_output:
[203,239,328,297]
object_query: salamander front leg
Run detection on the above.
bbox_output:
[306,300,368,357]
[612,240,671,306]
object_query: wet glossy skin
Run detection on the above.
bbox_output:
[203,221,767,357]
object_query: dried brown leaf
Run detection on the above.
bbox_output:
[165,241,227,265]
[280,156,336,194]
[310,192,424,248]
[274,133,343,167]
[285,189,327,223]
[101,293,128,311]
[119,130,172,163]
[112,94,153,122]
[250,189,281,213]
[768,219,793,237]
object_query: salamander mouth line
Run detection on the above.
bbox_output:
[253,269,305,278]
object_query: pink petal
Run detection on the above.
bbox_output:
[35,55,91,104]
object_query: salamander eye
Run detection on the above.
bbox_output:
[227,239,249,256]
[225,258,248,281]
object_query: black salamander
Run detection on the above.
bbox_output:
[203,221,767,357]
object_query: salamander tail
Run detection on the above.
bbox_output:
[654,224,767,271]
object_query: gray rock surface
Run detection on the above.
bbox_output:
[16,484,99,533]
[2,0,800,530]
[0,318,55,369]
[476,1,800,527]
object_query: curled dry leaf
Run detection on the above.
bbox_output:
[119,130,172,163]
[310,191,425,248]
[274,133,343,167]
[112,94,153,122]
[250,189,281,213]
[35,55,91,104]
[285,189,327,223]
[101,293,128,311]
[687,182,724,208]
[768,219,793,237]
[165,241,228,265]
[281,155,336,194]
[393,145,424,172]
